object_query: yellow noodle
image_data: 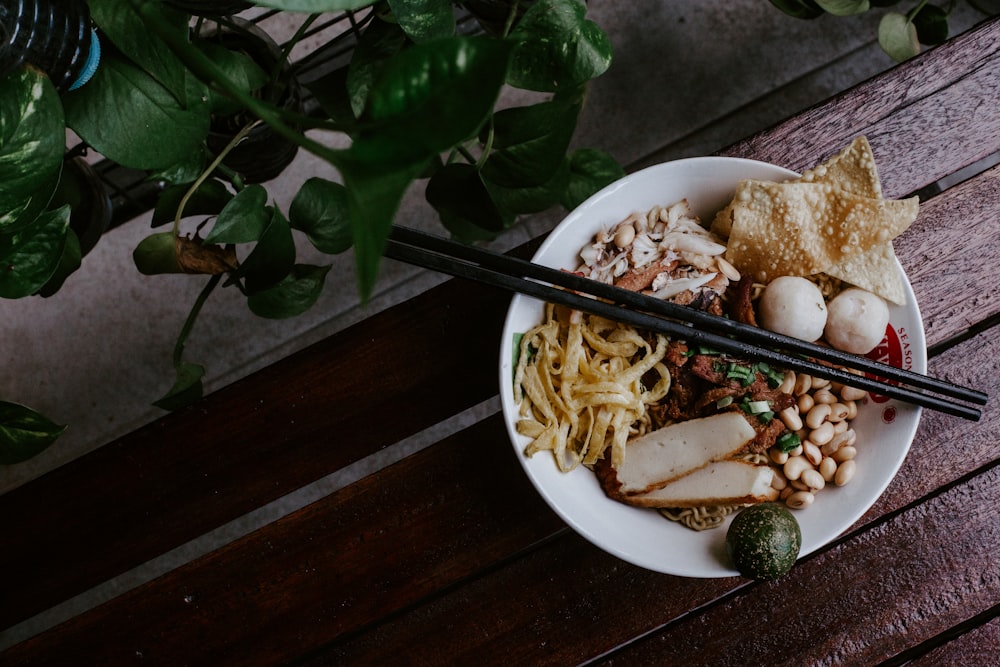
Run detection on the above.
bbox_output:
[514,305,670,471]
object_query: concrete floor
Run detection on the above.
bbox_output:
[0,3,990,495]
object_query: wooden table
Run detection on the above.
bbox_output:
[2,16,998,666]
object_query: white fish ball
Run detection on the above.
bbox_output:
[758,276,828,342]
[824,288,890,354]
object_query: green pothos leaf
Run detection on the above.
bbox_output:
[814,0,870,15]
[356,36,512,163]
[912,4,949,45]
[237,208,296,294]
[0,401,67,464]
[879,13,921,62]
[507,0,612,92]
[338,154,430,300]
[0,205,72,298]
[289,178,353,254]
[204,185,270,244]
[767,0,825,19]
[63,53,211,170]
[153,361,205,411]
[247,264,332,318]
[36,230,82,297]
[88,0,192,104]
[0,68,64,232]
[346,17,410,119]
[427,162,512,236]
[387,0,456,42]
[195,41,270,116]
[249,0,378,11]
[152,179,234,228]
[485,157,570,217]
[560,148,625,210]
[481,98,582,187]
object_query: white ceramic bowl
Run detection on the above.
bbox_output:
[498,157,925,578]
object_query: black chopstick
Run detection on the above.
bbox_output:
[392,226,987,406]
[385,226,985,421]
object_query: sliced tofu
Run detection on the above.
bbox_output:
[596,411,758,497]
[622,461,778,508]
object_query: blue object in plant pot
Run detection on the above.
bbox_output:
[0,0,100,92]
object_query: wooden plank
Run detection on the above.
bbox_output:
[720,17,1000,197]
[0,277,512,630]
[0,416,566,664]
[593,467,1000,664]
[894,163,1000,345]
[6,311,995,665]
[906,612,1000,666]
[295,328,1000,666]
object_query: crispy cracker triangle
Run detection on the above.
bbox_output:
[795,137,907,304]
[723,180,918,283]
[797,136,883,199]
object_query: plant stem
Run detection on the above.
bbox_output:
[173,273,222,367]
[129,0,349,169]
[174,121,257,234]
[907,0,930,20]
[279,13,321,67]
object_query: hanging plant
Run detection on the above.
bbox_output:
[768,0,991,62]
[0,0,622,454]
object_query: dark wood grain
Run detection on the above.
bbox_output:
[0,277,512,629]
[1,415,567,665]
[907,612,1000,666]
[5,317,995,666]
[893,163,1000,345]
[720,18,1000,198]
[595,465,1000,666]
[287,330,1000,666]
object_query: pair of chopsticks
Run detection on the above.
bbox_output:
[384,226,987,421]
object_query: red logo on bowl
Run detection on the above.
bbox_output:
[865,323,912,403]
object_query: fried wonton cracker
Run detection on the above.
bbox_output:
[722,180,918,282]
[797,135,882,198]
[795,137,906,304]
[711,137,918,303]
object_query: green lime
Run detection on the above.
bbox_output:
[725,503,802,580]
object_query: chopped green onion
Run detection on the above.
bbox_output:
[725,363,755,386]
[716,395,734,408]
[762,366,786,388]
[746,400,772,414]
[776,431,801,453]
[758,411,774,423]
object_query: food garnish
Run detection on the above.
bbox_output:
[711,136,915,305]
[726,503,802,580]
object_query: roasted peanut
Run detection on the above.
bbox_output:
[835,459,857,486]
[801,469,826,491]
[783,456,812,481]
[803,440,823,466]
[813,388,837,404]
[786,490,815,509]
[780,406,803,432]
[832,445,857,463]
[819,456,838,482]
[840,385,868,402]
[806,403,832,429]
